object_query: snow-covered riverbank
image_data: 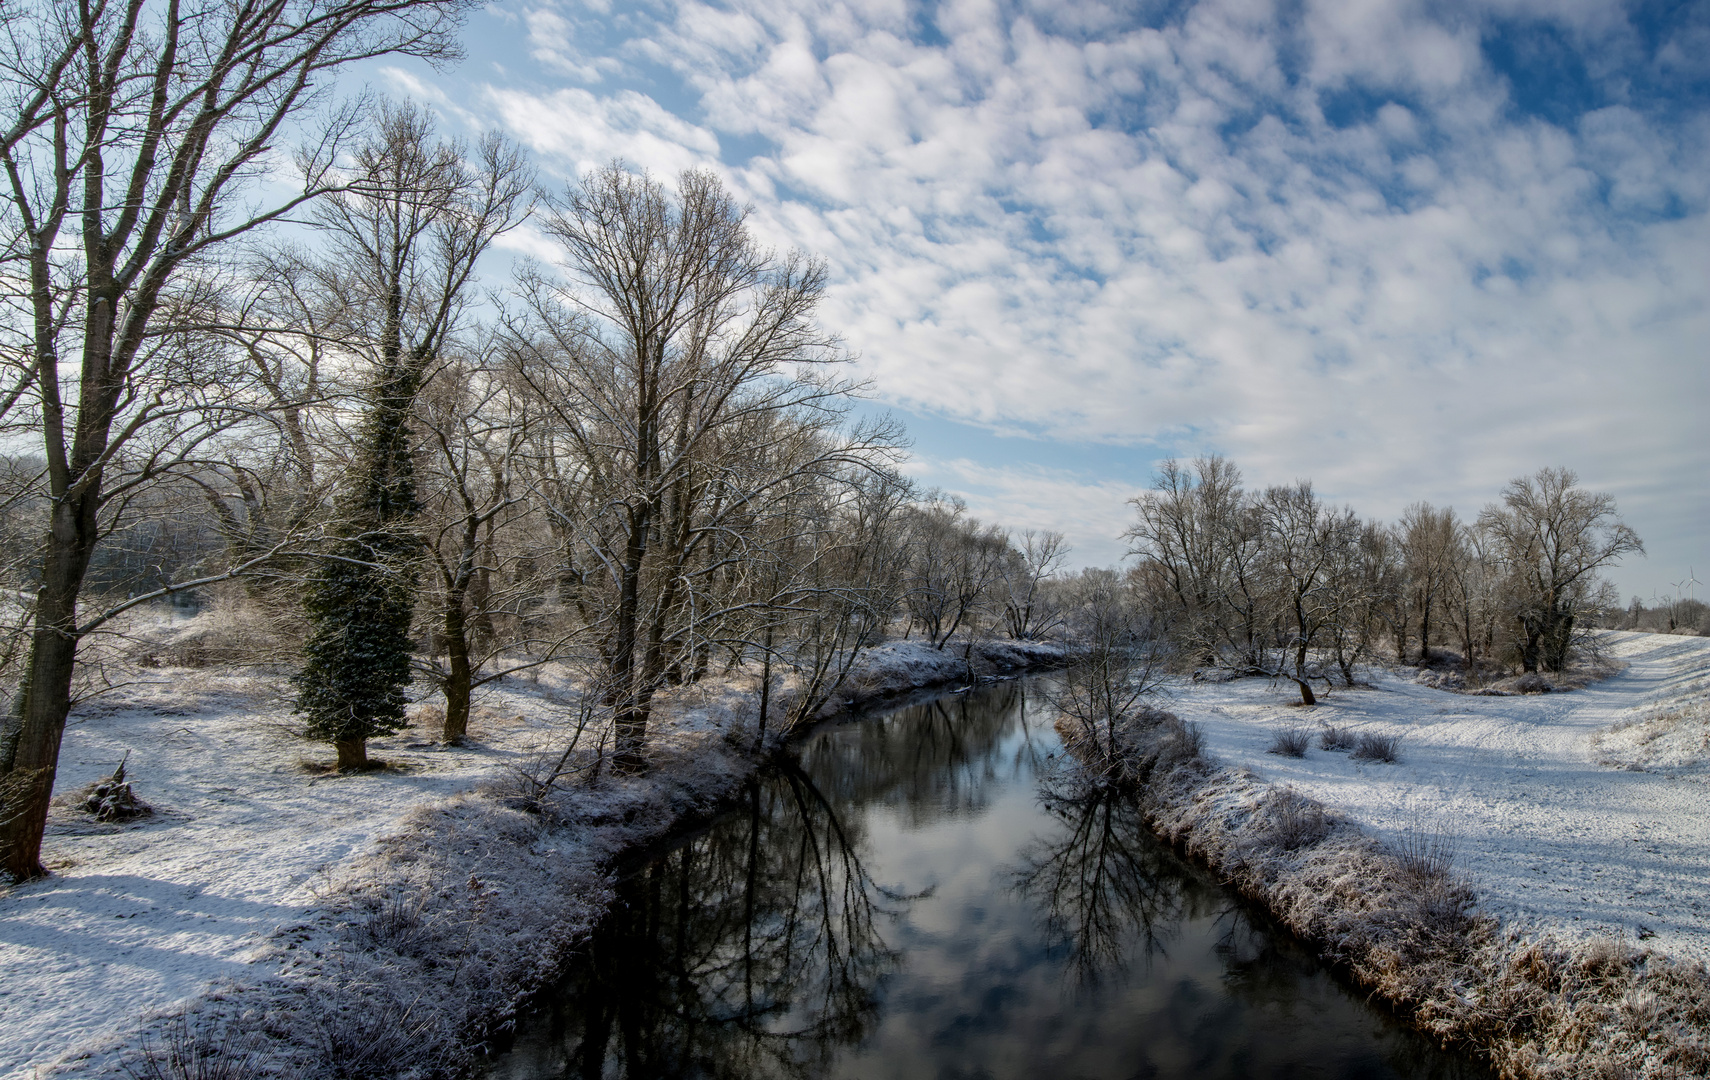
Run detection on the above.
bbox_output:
[1166,630,1710,964]
[0,634,1061,1080]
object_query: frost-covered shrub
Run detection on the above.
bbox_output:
[1514,672,1554,694]
[1319,725,1356,752]
[1261,788,1330,850]
[124,1016,273,1080]
[1395,826,1456,886]
[305,991,451,1080]
[351,889,429,956]
[1350,732,1401,763]
[1267,727,1311,758]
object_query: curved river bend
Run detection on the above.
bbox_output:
[490,678,1489,1080]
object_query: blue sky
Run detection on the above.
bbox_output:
[362,0,1707,600]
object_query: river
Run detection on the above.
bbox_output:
[488,677,1489,1079]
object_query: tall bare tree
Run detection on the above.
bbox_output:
[510,165,885,770]
[1256,482,1361,705]
[1397,502,1460,663]
[1479,467,1641,673]
[998,529,1068,641]
[0,0,469,880]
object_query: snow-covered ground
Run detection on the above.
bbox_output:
[0,664,590,1079]
[0,632,1057,1080]
[1170,631,1710,964]
[3,627,1704,1077]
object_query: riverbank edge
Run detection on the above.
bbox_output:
[62,639,1068,1080]
[1094,709,1710,1080]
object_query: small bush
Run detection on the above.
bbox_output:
[1262,788,1331,850]
[308,994,449,1080]
[125,1017,270,1080]
[1514,672,1554,694]
[1267,727,1312,757]
[1319,725,1356,752]
[352,889,429,956]
[1350,732,1401,763]
[1396,825,1456,884]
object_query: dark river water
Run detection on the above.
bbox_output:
[489,678,1489,1080]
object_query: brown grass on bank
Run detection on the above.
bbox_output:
[1098,708,1710,1079]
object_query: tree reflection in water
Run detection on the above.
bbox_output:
[498,679,1491,1080]
[1015,782,1202,983]
[797,681,1045,825]
[522,763,898,1079]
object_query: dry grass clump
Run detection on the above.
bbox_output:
[1350,732,1401,763]
[1258,787,1330,850]
[1082,698,1710,1079]
[1267,727,1312,757]
[124,1017,275,1080]
[1320,725,1357,752]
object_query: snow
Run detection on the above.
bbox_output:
[0,623,1064,1080]
[0,663,580,1079]
[4,624,1705,1076]
[1165,631,1710,964]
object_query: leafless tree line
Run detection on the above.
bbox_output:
[1125,457,1642,703]
[0,0,1068,879]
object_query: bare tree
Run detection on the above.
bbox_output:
[1125,455,1260,669]
[1478,467,1642,673]
[999,529,1068,641]
[1397,502,1460,663]
[1256,482,1361,705]
[414,351,553,744]
[0,0,469,880]
[1048,569,1163,779]
[1445,518,1503,673]
[900,497,1008,649]
[509,164,885,770]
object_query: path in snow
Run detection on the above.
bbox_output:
[1174,631,1710,964]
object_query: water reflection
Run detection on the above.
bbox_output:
[797,682,1045,825]
[494,680,1489,1080]
[514,764,896,1080]
[1015,784,1203,983]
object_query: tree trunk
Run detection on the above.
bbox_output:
[1,491,101,881]
[1293,677,1317,706]
[442,602,473,744]
[335,739,370,770]
[1542,610,1574,673]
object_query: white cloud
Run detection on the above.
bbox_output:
[435,0,1706,595]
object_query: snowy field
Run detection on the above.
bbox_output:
[1170,631,1710,964]
[0,663,597,1079]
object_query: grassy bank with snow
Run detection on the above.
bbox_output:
[1,629,1062,1080]
[1078,634,1710,1078]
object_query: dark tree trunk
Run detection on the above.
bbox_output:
[1542,610,1575,673]
[611,509,649,773]
[1,485,101,881]
[335,739,369,770]
[442,601,472,744]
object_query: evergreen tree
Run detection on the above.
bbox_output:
[294,372,424,770]
[287,105,529,767]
